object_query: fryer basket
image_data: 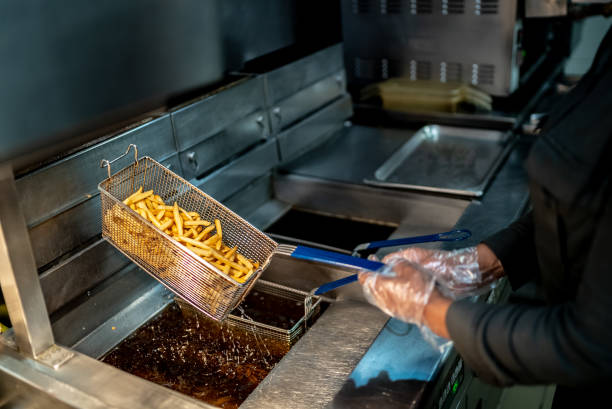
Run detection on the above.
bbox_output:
[98,145,278,321]
[175,279,323,348]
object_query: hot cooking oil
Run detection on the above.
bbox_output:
[102,289,324,409]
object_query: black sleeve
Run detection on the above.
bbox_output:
[482,210,539,290]
[446,198,612,387]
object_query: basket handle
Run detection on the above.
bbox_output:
[100,144,139,178]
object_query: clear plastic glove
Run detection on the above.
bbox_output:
[381,244,504,298]
[358,257,435,326]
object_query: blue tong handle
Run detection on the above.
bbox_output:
[309,228,472,295]
[354,229,471,256]
[289,246,384,296]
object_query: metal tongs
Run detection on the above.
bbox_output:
[279,229,471,296]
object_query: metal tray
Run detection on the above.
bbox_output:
[364,125,513,197]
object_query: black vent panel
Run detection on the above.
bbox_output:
[384,0,402,14]
[471,63,495,85]
[442,0,464,14]
[409,0,433,14]
[475,0,498,15]
[352,0,374,14]
[440,62,462,82]
[409,60,432,80]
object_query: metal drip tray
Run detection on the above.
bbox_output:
[364,125,513,197]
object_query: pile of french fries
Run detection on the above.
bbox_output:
[120,186,259,283]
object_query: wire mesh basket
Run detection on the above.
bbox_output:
[98,145,278,321]
[175,279,323,348]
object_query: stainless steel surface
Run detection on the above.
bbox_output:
[176,279,322,346]
[0,165,54,358]
[270,71,347,133]
[52,265,159,348]
[241,300,388,409]
[99,155,278,321]
[39,239,129,316]
[526,0,568,17]
[29,196,101,269]
[274,174,469,228]
[0,341,216,409]
[263,44,345,104]
[171,77,267,152]
[277,95,353,163]
[195,139,279,203]
[178,110,269,180]
[225,173,277,219]
[281,123,412,184]
[340,0,520,96]
[365,125,513,197]
[16,115,176,228]
[73,281,173,359]
[1,1,224,170]
[244,199,293,231]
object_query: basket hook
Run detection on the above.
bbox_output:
[100,144,139,178]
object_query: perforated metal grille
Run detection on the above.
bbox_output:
[475,0,498,15]
[442,0,464,14]
[99,156,278,321]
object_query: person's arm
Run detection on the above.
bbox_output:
[445,198,612,387]
[482,210,539,290]
[421,242,503,340]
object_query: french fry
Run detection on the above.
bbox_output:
[214,219,222,241]
[125,189,153,205]
[159,218,173,231]
[184,220,212,227]
[204,233,219,246]
[180,208,193,220]
[173,202,183,237]
[122,186,143,205]
[196,225,215,241]
[236,254,253,271]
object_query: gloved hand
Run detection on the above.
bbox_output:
[381,244,504,298]
[358,257,436,326]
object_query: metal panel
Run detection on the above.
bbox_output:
[277,95,353,163]
[178,110,270,180]
[16,115,176,228]
[264,43,344,104]
[29,197,101,270]
[51,265,158,348]
[40,240,130,316]
[270,70,347,133]
[195,139,279,202]
[340,0,520,96]
[224,173,275,219]
[171,77,267,152]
